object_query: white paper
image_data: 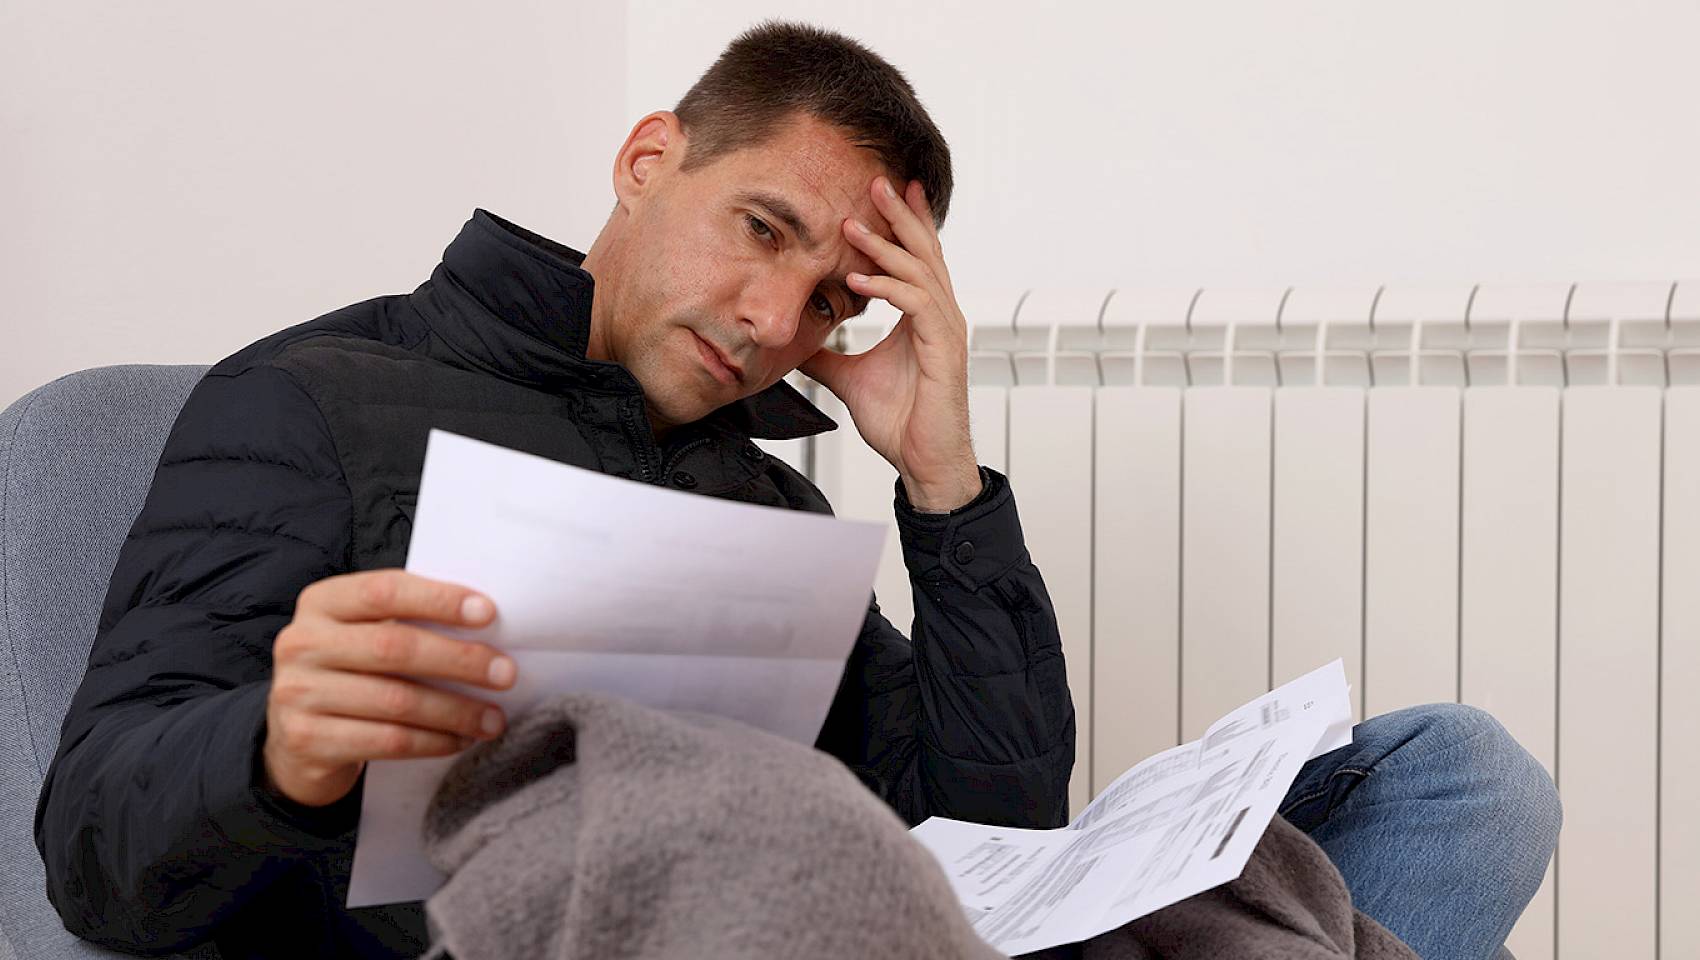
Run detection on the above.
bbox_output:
[347,430,887,907]
[911,660,1355,956]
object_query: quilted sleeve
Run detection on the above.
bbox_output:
[34,363,360,954]
[814,468,1076,830]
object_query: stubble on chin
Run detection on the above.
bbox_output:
[626,328,728,430]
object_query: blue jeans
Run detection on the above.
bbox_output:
[1280,702,1562,960]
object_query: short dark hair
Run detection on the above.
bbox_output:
[674,21,954,227]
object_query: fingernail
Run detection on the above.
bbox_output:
[481,708,504,737]
[488,655,516,687]
[853,219,871,234]
[461,595,494,623]
[881,178,898,200]
[848,272,869,284]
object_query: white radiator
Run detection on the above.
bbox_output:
[782,281,1700,960]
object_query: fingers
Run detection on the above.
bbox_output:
[843,218,961,341]
[299,569,496,628]
[867,176,942,275]
[266,571,511,806]
[843,176,957,327]
[272,668,504,742]
[904,179,936,232]
[846,272,934,322]
[276,618,517,691]
[843,216,933,291]
[269,711,472,767]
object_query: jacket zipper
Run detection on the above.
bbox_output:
[621,399,663,483]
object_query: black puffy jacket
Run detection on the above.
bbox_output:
[34,210,1075,959]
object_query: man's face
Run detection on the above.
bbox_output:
[597,114,897,430]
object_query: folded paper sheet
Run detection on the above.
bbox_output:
[348,431,887,907]
[911,660,1355,956]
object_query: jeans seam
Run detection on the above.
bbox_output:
[1280,765,1374,818]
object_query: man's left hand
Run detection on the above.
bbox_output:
[800,176,982,513]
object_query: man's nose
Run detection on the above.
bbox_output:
[739,278,807,349]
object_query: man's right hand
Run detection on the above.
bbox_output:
[262,569,515,808]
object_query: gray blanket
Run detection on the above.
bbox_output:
[419,695,1416,960]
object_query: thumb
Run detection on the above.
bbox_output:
[799,346,854,398]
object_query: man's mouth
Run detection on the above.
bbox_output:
[691,331,744,386]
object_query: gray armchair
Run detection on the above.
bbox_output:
[0,365,212,960]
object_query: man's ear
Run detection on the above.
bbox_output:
[611,111,682,212]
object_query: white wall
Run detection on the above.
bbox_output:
[8,1,1700,407]
[628,0,1700,297]
[1,0,628,407]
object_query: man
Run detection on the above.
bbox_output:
[35,22,1073,959]
[37,21,1556,960]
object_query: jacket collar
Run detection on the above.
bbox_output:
[410,209,837,442]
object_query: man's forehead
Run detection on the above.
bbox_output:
[724,120,896,241]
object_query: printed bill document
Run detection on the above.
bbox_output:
[347,430,887,907]
[911,660,1356,956]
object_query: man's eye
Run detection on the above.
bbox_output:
[809,293,837,321]
[745,215,775,242]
